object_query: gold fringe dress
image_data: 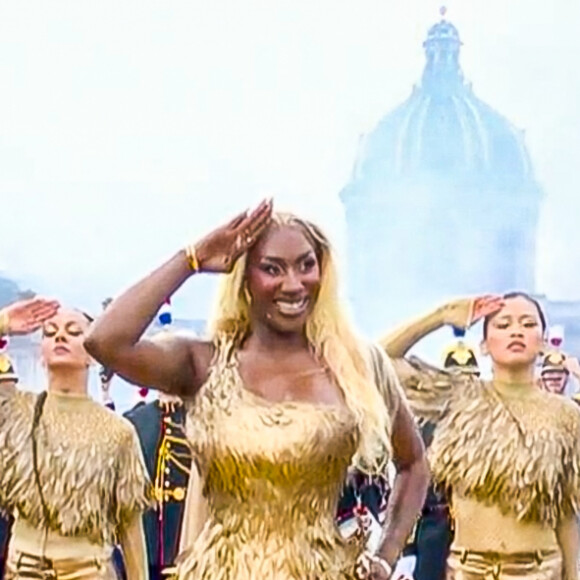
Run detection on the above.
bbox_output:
[174,339,406,580]
[392,356,580,579]
[0,388,152,579]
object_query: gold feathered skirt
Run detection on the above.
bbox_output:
[447,548,561,579]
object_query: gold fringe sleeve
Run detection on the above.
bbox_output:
[0,387,34,514]
[114,425,155,532]
[369,343,413,430]
[429,384,580,526]
[560,401,580,520]
[389,356,464,425]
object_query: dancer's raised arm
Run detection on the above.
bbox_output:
[85,199,273,396]
[379,296,502,358]
[378,296,503,423]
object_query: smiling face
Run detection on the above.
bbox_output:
[245,224,322,335]
[481,295,545,369]
[41,309,92,370]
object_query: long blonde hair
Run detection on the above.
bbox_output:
[208,212,391,473]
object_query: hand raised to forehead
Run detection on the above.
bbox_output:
[471,295,505,324]
[2,297,60,336]
[441,295,504,330]
[195,198,273,274]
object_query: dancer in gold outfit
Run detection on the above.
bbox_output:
[86,199,429,580]
[0,349,19,578]
[380,292,580,579]
[0,300,152,579]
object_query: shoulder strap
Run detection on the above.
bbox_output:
[30,391,51,530]
[367,343,382,387]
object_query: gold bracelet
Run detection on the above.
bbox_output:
[0,309,9,337]
[372,555,393,578]
[355,551,393,579]
[184,244,200,272]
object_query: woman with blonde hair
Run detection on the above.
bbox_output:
[86,199,429,580]
[380,293,580,579]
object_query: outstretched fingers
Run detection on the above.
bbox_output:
[29,299,60,317]
[28,300,60,324]
[473,295,504,321]
[478,295,505,313]
[11,297,60,321]
[237,198,273,245]
[226,210,250,230]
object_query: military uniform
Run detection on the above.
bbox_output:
[402,336,479,580]
[336,471,387,524]
[124,398,191,580]
[0,351,17,578]
[403,421,453,580]
[540,332,570,396]
[0,515,10,579]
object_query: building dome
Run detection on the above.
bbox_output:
[347,8,535,194]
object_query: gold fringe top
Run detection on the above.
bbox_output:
[0,389,153,545]
[392,356,580,527]
[178,336,367,579]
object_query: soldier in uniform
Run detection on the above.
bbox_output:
[401,330,479,580]
[540,351,570,395]
[0,347,17,578]
[124,391,191,579]
[123,301,192,580]
[540,328,580,397]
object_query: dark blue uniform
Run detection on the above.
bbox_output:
[336,471,388,529]
[124,400,191,580]
[403,421,453,580]
[0,513,13,578]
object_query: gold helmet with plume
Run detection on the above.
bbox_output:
[541,326,568,375]
[0,352,18,383]
[443,327,479,375]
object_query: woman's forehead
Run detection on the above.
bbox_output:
[252,225,315,258]
[46,308,88,326]
[495,296,539,318]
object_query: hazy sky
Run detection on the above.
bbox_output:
[1,0,579,321]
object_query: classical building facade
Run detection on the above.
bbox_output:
[3,12,578,384]
[341,11,543,337]
[339,11,579,369]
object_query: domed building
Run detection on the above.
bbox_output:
[341,9,543,335]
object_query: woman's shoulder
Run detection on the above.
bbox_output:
[88,400,144,444]
[190,339,215,366]
[539,390,580,432]
[0,387,37,417]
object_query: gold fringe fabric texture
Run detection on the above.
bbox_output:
[177,334,366,579]
[0,389,153,545]
[393,356,580,526]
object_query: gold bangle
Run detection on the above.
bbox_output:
[0,309,9,337]
[372,555,392,578]
[355,552,393,580]
[184,244,199,272]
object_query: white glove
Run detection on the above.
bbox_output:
[392,555,416,579]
